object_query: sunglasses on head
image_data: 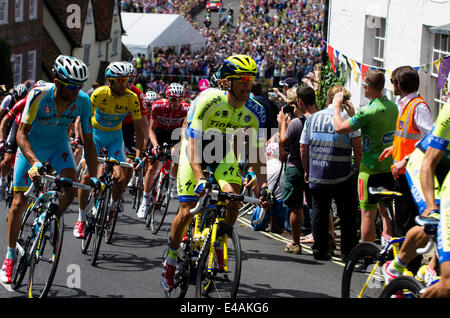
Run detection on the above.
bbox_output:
[228,75,256,83]
[57,79,83,91]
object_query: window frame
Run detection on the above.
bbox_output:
[0,0,8,25]
[15,0,23,22]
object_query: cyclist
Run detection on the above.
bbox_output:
[381,102,449,293]
[136,83,189,218]
[0,55,98,284]
[160,55,271,293]
[333,70,398,243]
[0,84,28,120]
[74,61,146,238]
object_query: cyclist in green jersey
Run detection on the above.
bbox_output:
[333,70,398,242]
[161,55,271,293]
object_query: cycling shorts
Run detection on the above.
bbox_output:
[438,173,450,264]
[93,128,126,163]
[13,138,75,191]
[358,163,394,210]
[176,138,242,202]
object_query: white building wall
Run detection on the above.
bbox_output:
[328,0,450,115]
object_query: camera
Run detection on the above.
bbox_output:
[282,104,294,114]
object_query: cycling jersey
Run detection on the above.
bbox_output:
[90,86,141,131]
[122,84,147,126]
[14,82,93,191]
[406,102,450,214]
[150,98,190,130]
[7,97,27,125]
[177,89,266,201]
[349,96,398,172]
[186,90,266,148]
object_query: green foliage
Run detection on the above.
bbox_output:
[316,60,346,109]
[0,39,13,89]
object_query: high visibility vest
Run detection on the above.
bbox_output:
[392,96,426,175]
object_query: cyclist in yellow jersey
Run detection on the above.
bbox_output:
[160,55,272,293]
[382,102,449,294]
[74,61,146,238]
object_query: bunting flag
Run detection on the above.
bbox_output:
[323,41,449,86]
[327,45,337,72]
[437,56,450,91]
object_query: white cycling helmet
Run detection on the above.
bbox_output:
[144,91,157,104]
[124,62,137,78]
[105,61,129,79]
[52,55,89,85]
[13,84,28,98]
[165,83,184,98]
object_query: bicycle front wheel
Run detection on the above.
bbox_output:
[91,189,110,266]
[149,175,170,234]
[105,201,118,244]
[27,213,64,298]
[341,242,383,298]
[11,206,35,291]
[195,223,242,298]
[379,276,424,298]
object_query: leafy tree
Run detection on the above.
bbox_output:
[316,60,346,109]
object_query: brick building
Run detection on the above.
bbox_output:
[0,0,43,87]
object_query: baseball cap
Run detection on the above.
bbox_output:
[279,77,298,88]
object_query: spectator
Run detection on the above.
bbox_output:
[379,66,434,237]
[300,85,361,261]
[333,70,398,244]
[251,81,279,139]
[278,86,308,254]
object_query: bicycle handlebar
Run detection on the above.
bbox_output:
[416,237,434,255]
[189,189,261,215]
[97,157,134,169]
[24,175,92,198]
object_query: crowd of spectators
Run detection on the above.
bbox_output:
[121,0,325,93]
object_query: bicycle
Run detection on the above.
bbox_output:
[341,186,404,298]
[12,163,91,298]
[379,215,440,298]
[188,181,261,298]
[145,143,174,234]
[127,154,145,213]
[81,153,133,265]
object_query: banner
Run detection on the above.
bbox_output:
[437,56,450,91]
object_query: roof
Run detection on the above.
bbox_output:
[41,28,62,79]
[44,0,89,47]
[430,23,450,35]
[121,13,206,54]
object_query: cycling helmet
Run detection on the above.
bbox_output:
[144,91,157,104]
[165,83,184,98]
[32,80,47,89]
[13,84,28,99]
[209,66,222,88]
[221,55,257,79]
[105,61,129,79]
[52,55,89,85]
[124,62,137,78]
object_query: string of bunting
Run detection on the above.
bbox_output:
[323,40,450,93]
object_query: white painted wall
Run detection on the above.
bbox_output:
[328,0,450,115]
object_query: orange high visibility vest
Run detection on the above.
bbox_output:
[392,96,426,175]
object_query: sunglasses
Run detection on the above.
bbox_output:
[57,79,83,91]
[111,77,129,84]
[228,75,256,83]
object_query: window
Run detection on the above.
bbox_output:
[12,54,23,85]
[29,0,37,20]
[430,33,450,118]
[15,0,23,22]
[98,43,103,57]
[0,0,8,24]
[114,0,119,16]
[84,44,91,65]
[111,36,118,56]
[373,18,386,68]
[28,50,36,82]
[86,7,93,24]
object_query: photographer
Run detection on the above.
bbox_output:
[278,86,307,254]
